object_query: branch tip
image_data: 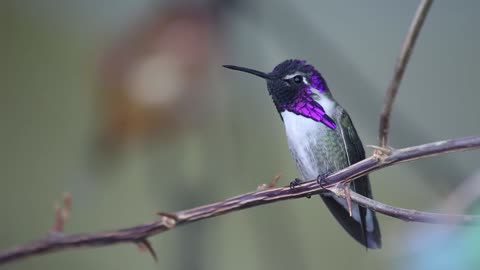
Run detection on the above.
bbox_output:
[378,0,434,146]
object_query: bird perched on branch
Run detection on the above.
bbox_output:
[224,60,381,248]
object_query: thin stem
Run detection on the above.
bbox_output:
[333,188,480,225]
[378,0,434,147]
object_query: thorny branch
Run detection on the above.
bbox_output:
[1,136,480,265]
[2,0,479,266]
[378,0,434,147]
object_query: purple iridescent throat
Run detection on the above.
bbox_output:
[282,72,336,129]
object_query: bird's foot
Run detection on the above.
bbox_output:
[289,178,302,190]
[316,173,331,189]
[289,178,313,199]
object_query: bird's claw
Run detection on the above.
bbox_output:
[289,178,302,190]
[290,178,313,199]
[316,173,330,188]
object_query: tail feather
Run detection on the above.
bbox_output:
[320,176,381,249]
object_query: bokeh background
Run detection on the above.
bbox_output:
[2,0,480,269]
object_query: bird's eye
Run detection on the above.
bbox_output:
[293,75,303,83]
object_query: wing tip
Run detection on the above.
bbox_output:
[320,195,382,249]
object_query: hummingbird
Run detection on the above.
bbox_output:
[224,59,381,249]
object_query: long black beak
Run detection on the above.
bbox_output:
[223,65,275,80]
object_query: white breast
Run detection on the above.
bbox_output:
[280,93,337,179]
[281,110,325,179]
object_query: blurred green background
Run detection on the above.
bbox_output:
[2,0,480,269]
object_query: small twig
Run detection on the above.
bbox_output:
[378,0,434,147]
[0,136,479,266]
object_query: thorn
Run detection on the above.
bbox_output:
[257,173,282,191]
[157,212,178,229]
[50,192,72,234]
[367,145,394,158]
[343,185,353,217]
[333,183,353,217]
[136,238,158,262]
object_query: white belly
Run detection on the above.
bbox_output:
[281,110,363,222]
[281,111,330,179]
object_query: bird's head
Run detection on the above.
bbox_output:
[224,59,335,129]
